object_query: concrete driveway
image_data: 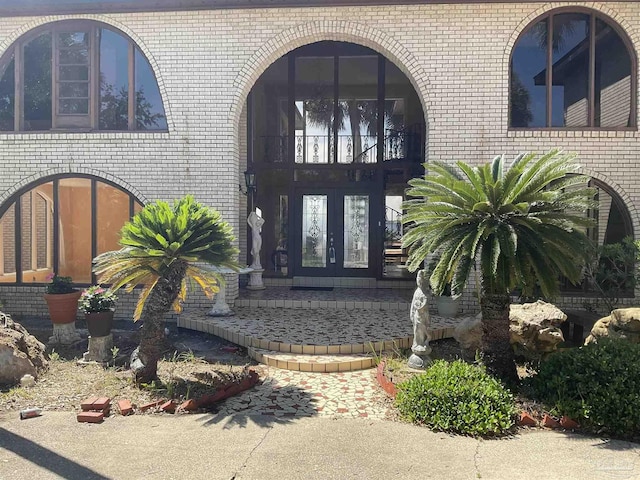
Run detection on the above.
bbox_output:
[1,412,638,480]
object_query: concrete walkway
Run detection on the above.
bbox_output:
[1,412,638,480]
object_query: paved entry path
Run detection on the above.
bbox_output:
[217,366,389,419]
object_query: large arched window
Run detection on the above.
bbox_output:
[510,9,636,129]
[0,20,167,132]
[0,175,143,284]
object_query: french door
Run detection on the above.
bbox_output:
[293,188,376,277]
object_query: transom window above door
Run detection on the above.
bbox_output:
[0,20,167,132]
[510,8,636,129]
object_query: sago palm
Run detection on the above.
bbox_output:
[94,195,239,384]
[403,150,595,384]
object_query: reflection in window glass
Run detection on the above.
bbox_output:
[97,183,130,254]
[385,59,423,160]
[595,19,632,127]
[0,177,138,284]
[295,57,334,164]
[338,56,377,164]
[100,29,129,130]
[57,31,90,116]
[135,48,167,130]
[58,178,92,283]
[20,185,53,283]
[511,20,548,127]
[0,55,15,131]
[551,14,589,127]
[24,33,52,131]
[20,192,33,279]
[0,204,16,283]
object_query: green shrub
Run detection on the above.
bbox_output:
[395,360,516,436]
[530,339,640,438]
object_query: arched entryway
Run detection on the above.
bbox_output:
[246,41,426,281]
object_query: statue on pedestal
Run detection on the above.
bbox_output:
[247,210,266,290]
[408,269,432,369]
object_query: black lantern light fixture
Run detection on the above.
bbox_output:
[245,170,256,194]
[240,170,256,196]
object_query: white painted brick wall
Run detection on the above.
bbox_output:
[0,2,639,317]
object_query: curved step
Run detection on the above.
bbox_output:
[249,347,375,372]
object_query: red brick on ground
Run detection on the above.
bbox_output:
[517,412,537,427]
[117,400,133,416]
[542,414,561,429]
[80,397,99,411]
[560,416,580,429]
[92,397,111,410]
[160,401,176,413]
[139,400,164,412]
[77,411,104,423]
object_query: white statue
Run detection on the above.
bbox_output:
[408,269,432,369]
[247,211,265,270]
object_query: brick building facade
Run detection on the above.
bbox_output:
[0,1,638,318]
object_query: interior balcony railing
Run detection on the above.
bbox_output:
[255,127,422,164]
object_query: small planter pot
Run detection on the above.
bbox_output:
[44,291,82,325]
[84,311,114,337]
[435,295,460,318]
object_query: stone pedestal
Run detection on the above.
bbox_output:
[82,334,114,363]
[247,269,265,290]
[408,345,433,369]
[208,287,233,317]
[49,322,81,345]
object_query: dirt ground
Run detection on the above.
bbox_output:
[1,317,253,415]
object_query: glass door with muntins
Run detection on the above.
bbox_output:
[295,189,373,277]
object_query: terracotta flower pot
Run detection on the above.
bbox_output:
[44,291,82,325]
[84,311,114,337]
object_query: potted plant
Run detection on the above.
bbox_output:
[428,257,461,317]
[44,274,82,324]
[79,286,117,337]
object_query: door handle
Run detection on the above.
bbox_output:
[329,233,336,264]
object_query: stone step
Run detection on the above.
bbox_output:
[234,298,409,311]
[249,347,375,372]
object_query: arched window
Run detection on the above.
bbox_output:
[0,20,167,132]
[510,9,636,128]
[0,175,143,284]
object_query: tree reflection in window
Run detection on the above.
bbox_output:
[0,20,166,132]
[510,9,635,128]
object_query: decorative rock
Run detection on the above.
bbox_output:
[454,301,567,359]
[408,270,432,369]
[0,312,48,385]
[453,314,483,353]
[20,374,36,388]
[510,301,567,358]
[82,334,114,363]
[585,308,640,345]
[49,322,82,345]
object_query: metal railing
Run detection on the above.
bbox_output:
[256,127,422,164]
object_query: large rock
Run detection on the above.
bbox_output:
[453,300,567,358]
[585,308,640,345]
[509,300,567,358]
[453,314,482,352]
[0,312,48,385]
